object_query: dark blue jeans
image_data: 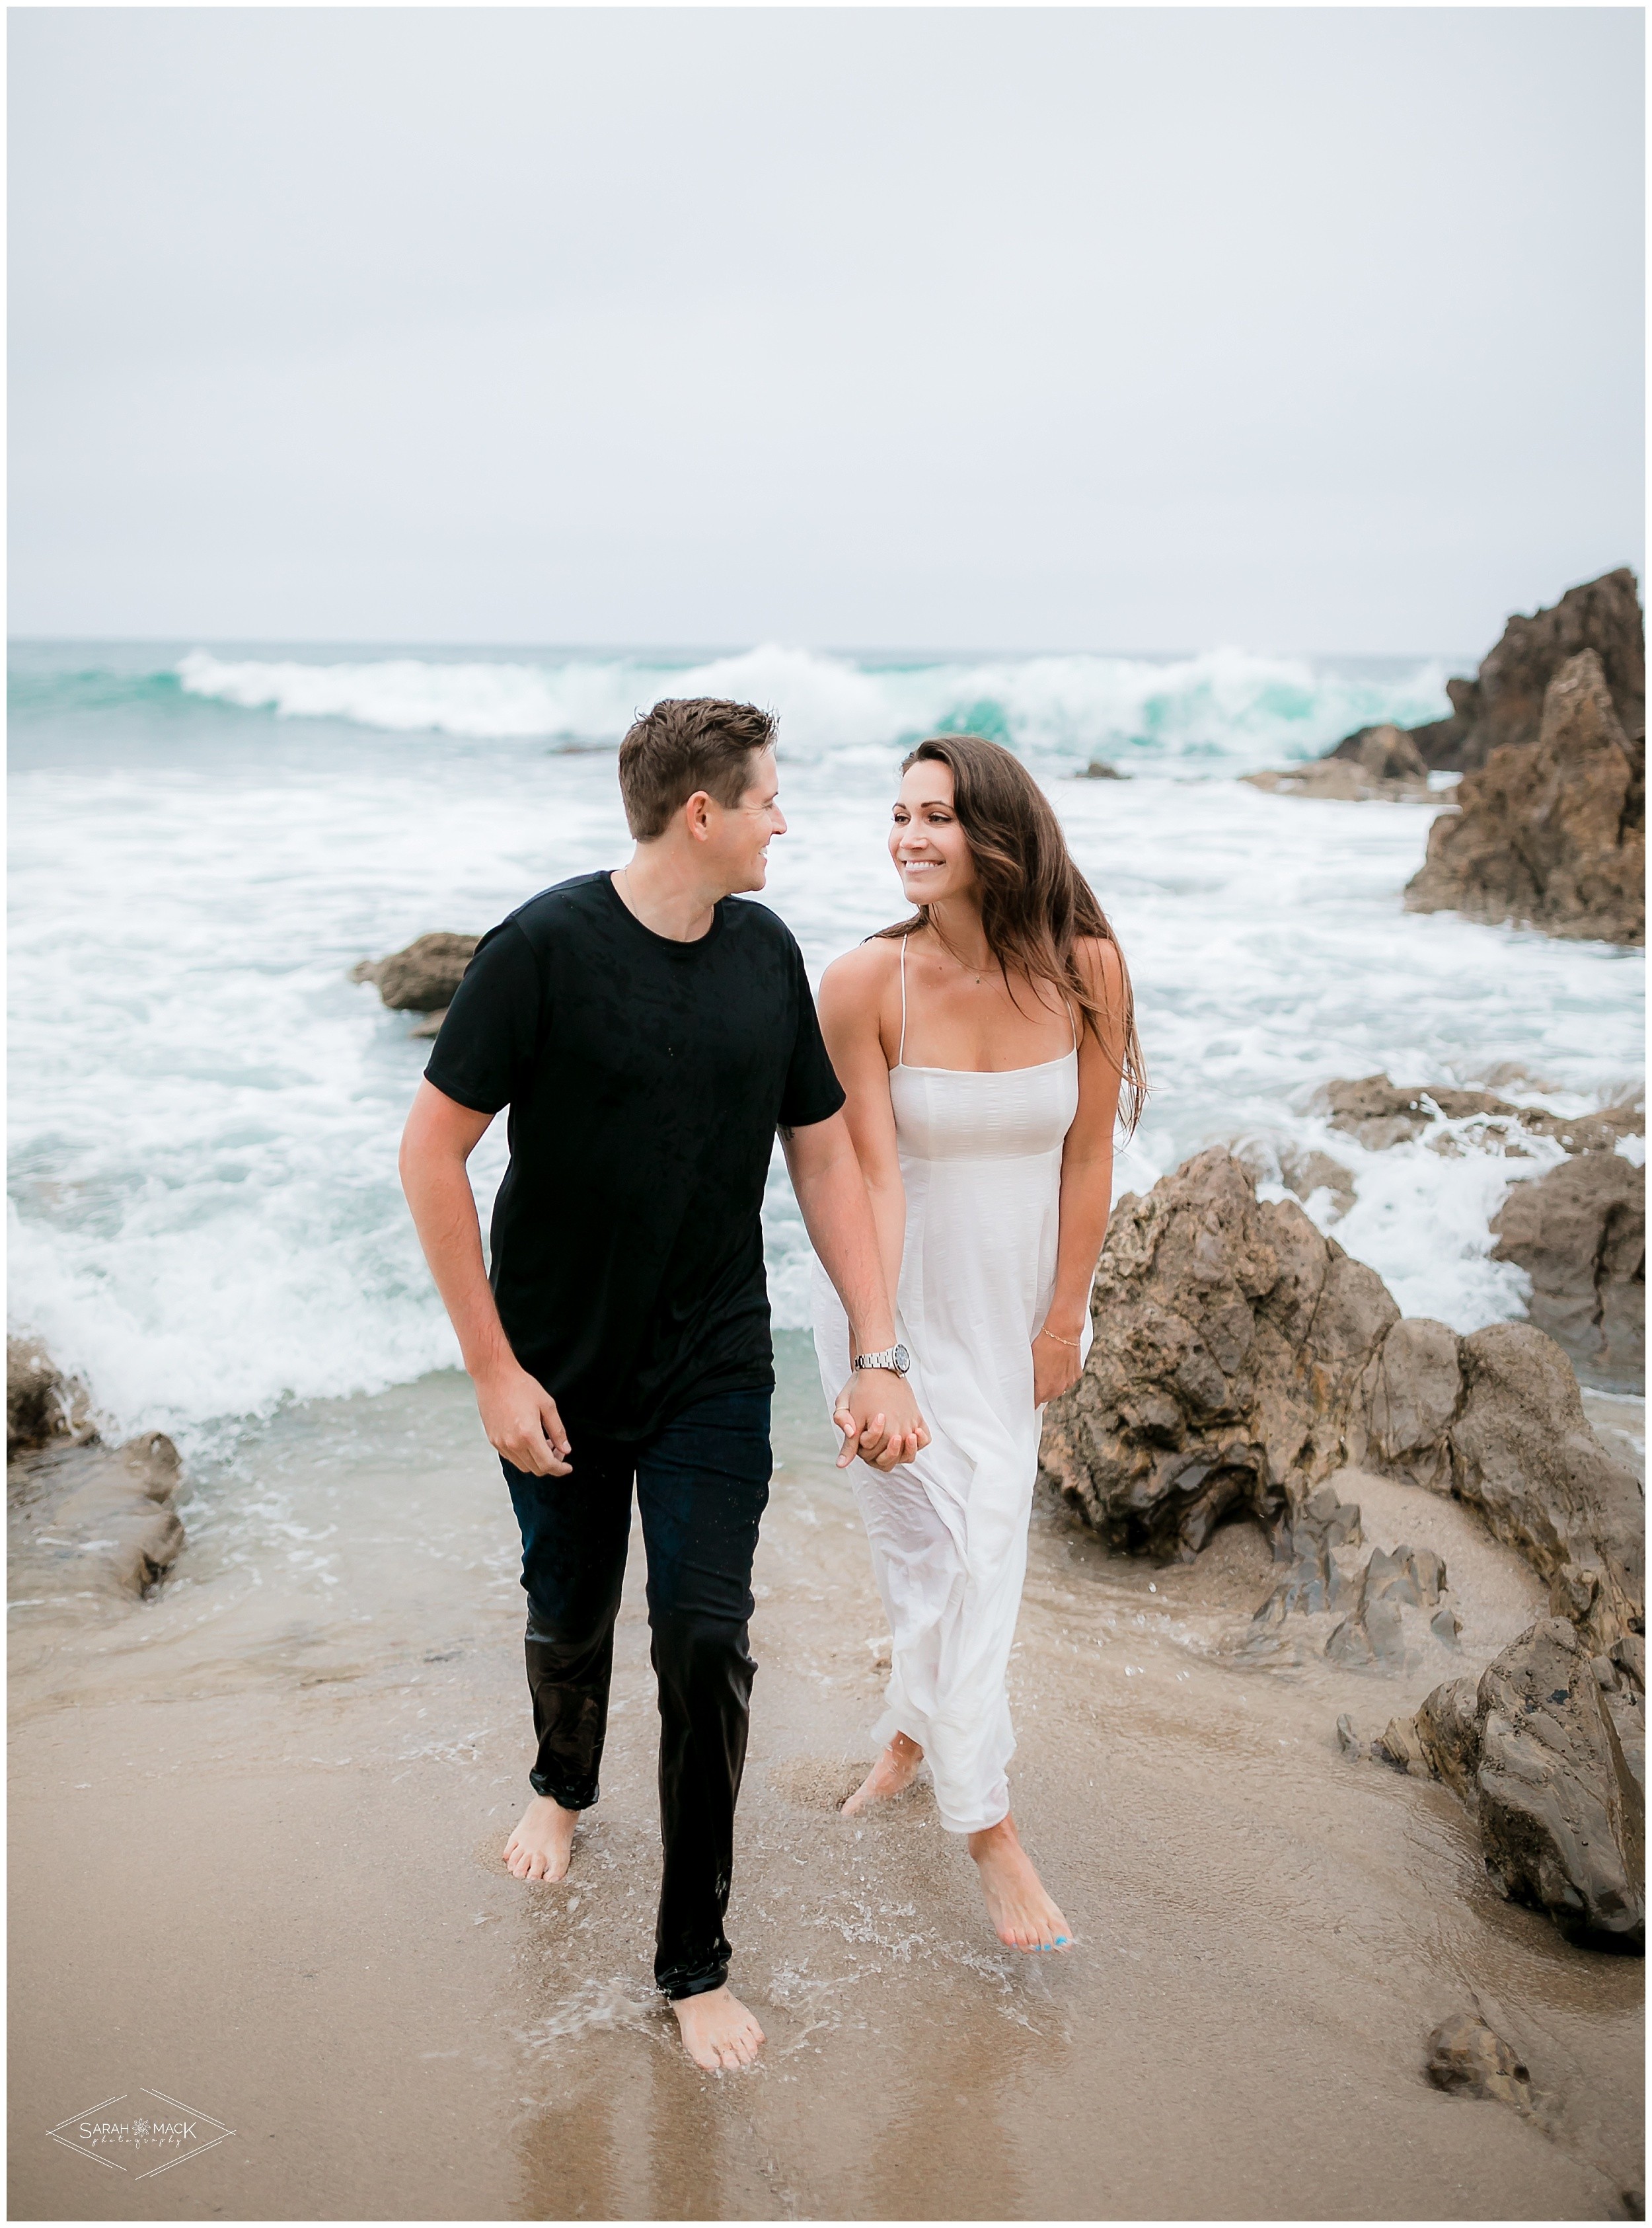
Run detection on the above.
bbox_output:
[503,1387,771,2001]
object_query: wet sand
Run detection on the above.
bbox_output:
[9,1336,1643,2219]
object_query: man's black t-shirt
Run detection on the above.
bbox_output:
[424,871,845,1441]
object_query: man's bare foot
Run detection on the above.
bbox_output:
[670,1986,766,2071]
[967,1813,1072,1951]
[502,1794,578,1882]
[841,1731,924,1816]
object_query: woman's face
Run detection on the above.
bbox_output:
[889,759,977,906]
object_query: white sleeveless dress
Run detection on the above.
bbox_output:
[810,940,1092,1835]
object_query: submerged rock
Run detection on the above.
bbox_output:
[1478,1619,1645,1950]
[1423,2013,1537,2116]
[352,931,478,1013]
[6,1340,186,1599]
[1491,1153,1645,1391]
[1242,734,1430,803]
[1326,1543,1449,1670]
[1328,566,1646,775]
[1312,1073,1643,1157]
[1373,1619,1645,1951]
[7,1336,93,1454]
[1404,649,1645,944]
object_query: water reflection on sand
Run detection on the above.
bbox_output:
[8,1338,1643,2220]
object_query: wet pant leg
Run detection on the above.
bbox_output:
[634,1389,772,2001]
[504,1443,635,1809]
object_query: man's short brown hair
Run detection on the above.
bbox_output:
[617,698,777,843]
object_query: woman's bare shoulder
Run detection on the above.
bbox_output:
[820,936,903,1006]
[1073,934,1127,997]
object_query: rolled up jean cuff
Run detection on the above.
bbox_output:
[527,1768,599,1809]
[658,1964,730,2003]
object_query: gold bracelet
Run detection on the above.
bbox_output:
[1037,1326,1082,1349]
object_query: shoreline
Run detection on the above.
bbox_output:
[9,1338,1643,2219]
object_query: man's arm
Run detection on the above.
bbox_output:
[782,1111,928,1471]
[398,1078,572,1476]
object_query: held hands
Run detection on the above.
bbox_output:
[833,1371,930,1471]
[476,1359,572,1477]
[1032,1323,1085,1407]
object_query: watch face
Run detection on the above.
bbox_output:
[893,1344,911,1373]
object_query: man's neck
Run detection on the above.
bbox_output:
[611,845,726,943]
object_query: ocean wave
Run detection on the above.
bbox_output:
[167,642,1455,771]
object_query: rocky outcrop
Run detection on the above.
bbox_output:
[1404,650,1645,944]
[1329,568,1645,775]
[1040,1153,1645,1654]
[352,932,477,1013]
[1491,1154,1645,1389]
[1037,1149,1400,1560]
[1243,727,1431,803]
[1080,759,1129,780]
[7,1336,93,1453]
[1379,1619,1644,1952]
[6,1338,185,1598]
[1445,1325,1644,1656]
[1313,1073,1643,1158]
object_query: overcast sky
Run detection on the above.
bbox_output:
[9,7,1644,654]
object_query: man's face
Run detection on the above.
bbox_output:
[703,746,786,893]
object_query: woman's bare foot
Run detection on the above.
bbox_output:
[841,1731,924,1816]
[967,1813,1072,1951]
[502,1793,578,1882]
[670,1986,766,2071]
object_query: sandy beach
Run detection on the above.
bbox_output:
[9,1336,1642,2220]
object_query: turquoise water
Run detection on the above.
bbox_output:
[8,638,1641,1451]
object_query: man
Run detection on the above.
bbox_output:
[399,697,926,2073]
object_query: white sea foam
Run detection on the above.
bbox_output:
[9,648,1642,1451]
[174,643,1454,772]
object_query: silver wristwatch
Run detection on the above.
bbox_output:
[852,1342,911,1376]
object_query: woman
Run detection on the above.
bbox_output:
[812,734,1145,1954]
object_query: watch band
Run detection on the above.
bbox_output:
[852,1342,911,1376]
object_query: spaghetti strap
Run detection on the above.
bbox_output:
[897,936,909,1068]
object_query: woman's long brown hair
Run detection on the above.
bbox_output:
[874,734,1146,1135]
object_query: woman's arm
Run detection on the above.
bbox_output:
[1033,939,1127,1406]
[817,942,907,1348]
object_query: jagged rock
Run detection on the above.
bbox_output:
[1039,1148,1400,1559]
[1330,567,1646,774]
[1477,1618,1644,1950]
[1423,2013,1536,2115]
[1242,749,1429,803]
[1326,1543,1448,1670]
[1448,1323,1643,1655]
[1491,1155,1645,1391]
[1364,1317,1462,1492]
[7,1338,186,1598]
[1312,1073,1643,1157]
[7,1336,93,1454]
[351,931,478,1013]
[1367,1621,1645,1947]
[1044,1155,1644,1659]
[1228,1136,1358,1223]
[1405,650,1645,944]
[1252,1482,1361,1625]
[1412,1674,1482,1802]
